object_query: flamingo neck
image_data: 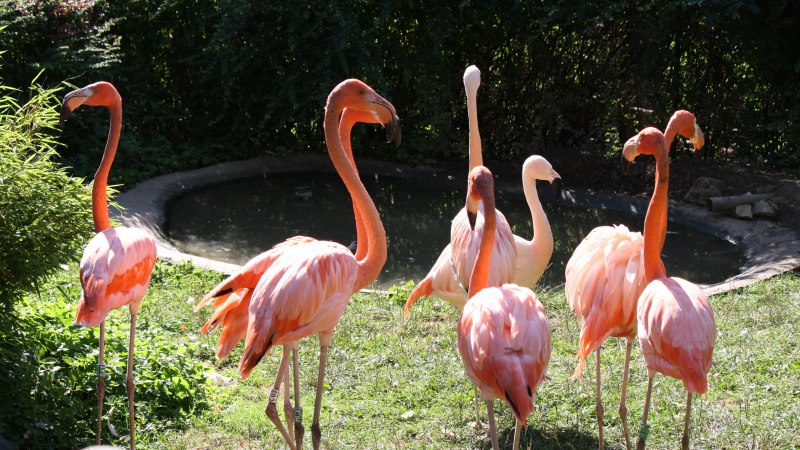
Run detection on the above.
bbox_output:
[92,98,122,232]
[339,114,367,261]
[643,150,669,282]
[523,175,553,255]
[324,98,386,292]
[466,83,482,171]
[468,196,496,298]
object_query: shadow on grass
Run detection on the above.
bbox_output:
[481,425,603,450]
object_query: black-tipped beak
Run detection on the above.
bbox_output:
[386,115,401,146]
[550,177,562,199]
[59,104,73,123]
[467,209,477,230]
[621,153,632,175]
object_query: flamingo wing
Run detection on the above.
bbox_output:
[76,227,157,327]
[238,239,358,379]
[637,277,716,394]
[450,206,516,294]
[458,284,551,426]
[404,243,469,314]
[564,225,646,376]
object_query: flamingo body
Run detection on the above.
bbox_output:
[458,283,551,426]
[76,227,157,327]
[565,224,645,374]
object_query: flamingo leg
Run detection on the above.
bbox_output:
[682,392,692,450]
[292,348,305,449]
[473,386,484,428]
[126,312,137,450]
[283,358,294,444]
[619,340,633,450]
[265,346,296,450]
[512,418,521,450]
[311,344,329,450]
[596,347,605,450]
[486,400,499,450]
[636,374,654,450]
[96,320,106,445]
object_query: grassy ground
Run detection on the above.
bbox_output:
[6,264,800,449]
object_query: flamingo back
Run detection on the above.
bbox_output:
[637,276,716,394]
[457,284,551,426]
[564,225,645,376]
[238,239,357,379]
[76,227,156,327]
[451,206,516,293]
[404,243,470,315]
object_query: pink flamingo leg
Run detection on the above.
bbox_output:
[283,361,293,443]
[265,346,296,450]
[486,399,499,450]
[512,418,521,450]
[682,392,692,450]
[636,374,654,450]
[96,321,106,444]
[292,348,305,448]
[596,347,605,450]
[311,343,330,450]
[620,340,633,450]
[126,312,137,450]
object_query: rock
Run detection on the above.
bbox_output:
[204,371,237,387]
[753,199,778,218]
[735,204,753,220]
[684,177,726,206]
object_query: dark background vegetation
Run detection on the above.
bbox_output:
[1,0,798,185]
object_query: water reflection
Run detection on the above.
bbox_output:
[165,172,745,290]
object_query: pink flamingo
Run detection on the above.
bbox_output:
[621,128,716,450]
[403,65,517,313]
[197,79,400,450]
[457,166,551,450]
[61,82,157,449]
[195,106,395,446]
[564,110,704,449]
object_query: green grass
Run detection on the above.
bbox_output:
[4,264,799,449]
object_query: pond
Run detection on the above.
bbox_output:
[164,172,745,291]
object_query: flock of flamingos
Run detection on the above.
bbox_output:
[60,65,715,450]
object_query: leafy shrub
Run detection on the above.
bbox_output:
[0,265,213,449]
[0,75,94,308]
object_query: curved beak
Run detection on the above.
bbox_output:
[690,122,705,151]
[550,177,562,198]
[60,87,94,122]
[621,135,639,175]
[385,114,401,147]
[369,94,402,147]
[466,192,480,230]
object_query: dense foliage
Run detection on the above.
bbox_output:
[0,74,94,307]
[1,1,798,182]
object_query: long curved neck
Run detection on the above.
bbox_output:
[523,175,552,251]
[339,112,366,261]
[643,149,669,282]
[663,113,684,153]
[466,84,482,171]
[92,98,122,232]
[468,194,496,298]
[325,99,386,291]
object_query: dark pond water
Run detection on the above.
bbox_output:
[165,172,745,290]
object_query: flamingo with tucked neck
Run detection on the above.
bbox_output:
[197,79,400,450]
[622,128,715,450]
[61,82,157,450]
[457,166,551,450]
[564,110,704,449]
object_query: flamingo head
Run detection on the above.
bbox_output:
[60,81,120,121]
[466,166,494,230]
[622,127,667,175]
[522,154,562,199]
[670,110,705,151]
[463,65,481,96]
[329,79,401,146]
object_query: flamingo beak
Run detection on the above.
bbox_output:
[385,114,401,147]
[60,87,94,122]
[467,209,477,229]
[621,135,639,175]
[550,177,562,199]
[690,122,705,151]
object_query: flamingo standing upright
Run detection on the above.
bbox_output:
[194,106,397,447]
[621,128,716,450]
[564,110,704,449]
[197,79,400,450]
[61,82,157,450]
[457,166,551,450]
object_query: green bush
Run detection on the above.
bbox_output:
[0,75,94,308]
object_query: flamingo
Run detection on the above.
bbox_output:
[60,82,157,449]
[564,110,704,449]
[621,128,716,450]
[196,79,400,450]
[194,106,396,447]
[457,166,552,450]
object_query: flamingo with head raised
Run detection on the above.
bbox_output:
[564,110,704,449]
[457,166,552,450]
[621,127,715,450]
[61,82,158,450]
